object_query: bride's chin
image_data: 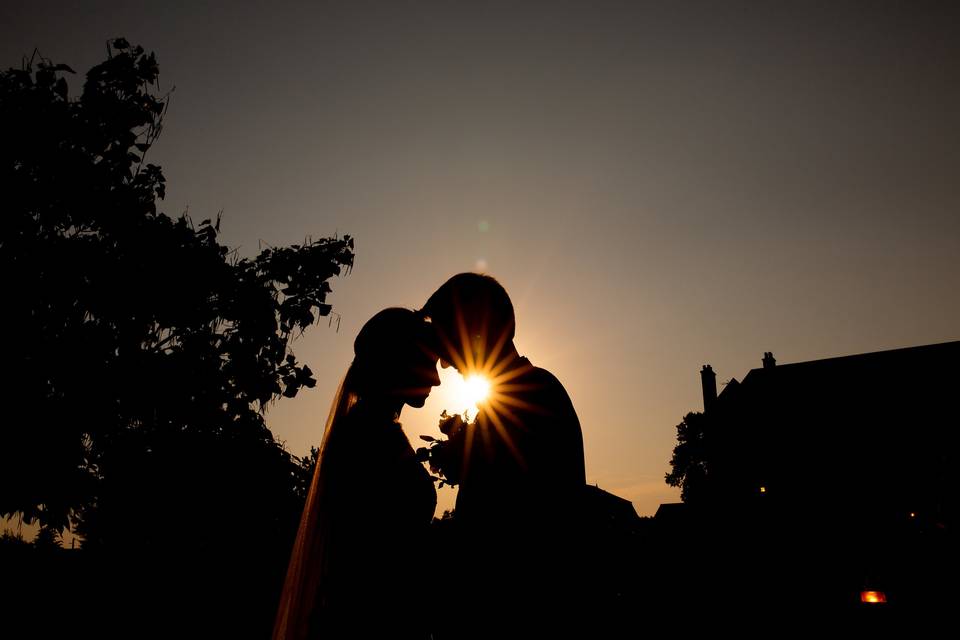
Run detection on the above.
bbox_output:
[406,396,428,408]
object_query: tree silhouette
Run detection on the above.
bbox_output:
[32,525,63,550]
[0,39,353,560]
[665,411,713,503]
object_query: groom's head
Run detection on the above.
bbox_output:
[422,273,516,373]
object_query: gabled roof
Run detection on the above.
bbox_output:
[583,484,641,521]
[718,339,960,403]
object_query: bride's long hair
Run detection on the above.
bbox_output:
[271,308,427,640]
[271,365,357,640]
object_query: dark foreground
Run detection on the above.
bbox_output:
[2,505,953,638]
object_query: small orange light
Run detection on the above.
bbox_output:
[759,486,766,493]
[909,512,916,518]
[860,591,887,604]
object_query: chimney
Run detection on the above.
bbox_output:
[700,365,717,412]
[762,352,776,369]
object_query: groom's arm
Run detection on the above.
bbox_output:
[528,366,586,488]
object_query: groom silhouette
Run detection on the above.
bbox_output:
[422,273,586,636]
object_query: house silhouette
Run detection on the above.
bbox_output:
[699,340,958,530]
[654,340,959,620]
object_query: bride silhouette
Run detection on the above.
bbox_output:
[272,308,440,640]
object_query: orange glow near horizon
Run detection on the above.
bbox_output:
[860,591,887,604]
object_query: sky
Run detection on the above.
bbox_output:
[3,1,959,519]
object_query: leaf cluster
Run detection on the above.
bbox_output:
[664,411,712,504]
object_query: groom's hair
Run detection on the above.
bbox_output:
[423,273,516,348]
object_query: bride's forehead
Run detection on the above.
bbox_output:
[415,324,441,353]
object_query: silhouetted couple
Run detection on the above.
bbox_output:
[273,273,586,639]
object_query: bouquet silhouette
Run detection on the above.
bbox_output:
[417,410,474,488]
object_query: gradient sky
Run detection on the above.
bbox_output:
[4,1,959,518]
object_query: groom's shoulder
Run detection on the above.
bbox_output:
[520,360,577,417]
[528,363,566,392]
[520,358,567,389]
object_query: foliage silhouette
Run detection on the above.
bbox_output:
[664,411,713,504]
[32,525,63,550]
[0,40,352,633]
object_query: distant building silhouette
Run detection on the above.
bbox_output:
[697,340,958,531]
[656,340,959,616]
[581,484,643,528]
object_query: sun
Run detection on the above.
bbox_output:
[462,374,491,406]
[443,371,491,418]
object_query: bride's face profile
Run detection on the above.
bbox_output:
[353,308,440,409]
[368,342,438,409]
[391,321,441,408]
[395,341,441,408]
